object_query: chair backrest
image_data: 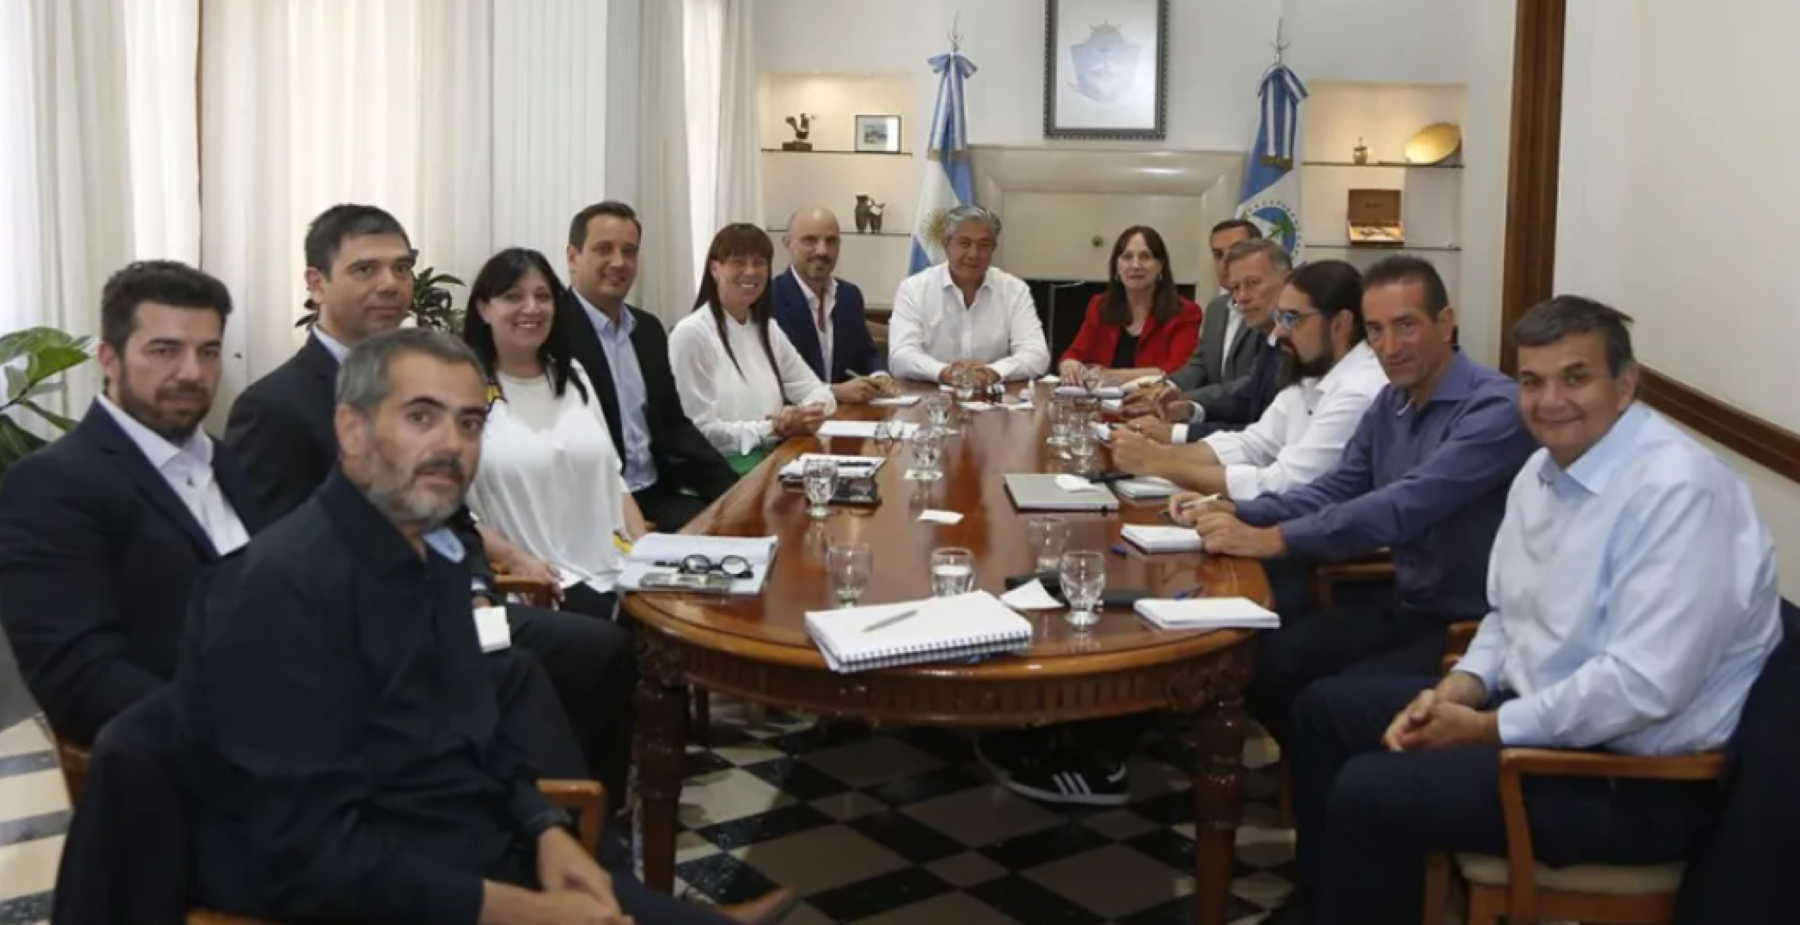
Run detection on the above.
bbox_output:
[52,688,193,925]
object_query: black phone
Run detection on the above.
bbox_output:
[1004,572,1148,608]
[833,478,881,507]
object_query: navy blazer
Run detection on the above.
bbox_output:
[770,270,886,384]
[1186,337,1284,442]
[0,403,264,744]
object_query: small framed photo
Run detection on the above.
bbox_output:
[854,114,902,153]
[1043,0,1170,140]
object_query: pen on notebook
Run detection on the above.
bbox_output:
[1110,543,1129,557]
[861,608,920,634]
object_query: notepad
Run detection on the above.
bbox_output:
[805,591,1034,674]
[1006,473,1119,511]
[1053,384,1125,399]
[616,534,779,595]
[1121,524,1205,553]
[1113,476,1181,500]
[778,454,886,480]
[869,395,923,407]
[1134,597,1280,631]
[819,420,920,439]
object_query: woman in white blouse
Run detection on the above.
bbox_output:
[461,247,648,619]
[668,223,837,473]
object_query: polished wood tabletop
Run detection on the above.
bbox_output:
[634,381,1270,675]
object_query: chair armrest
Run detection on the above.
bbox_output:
[1496,748,1724,921]
[187,912,279,924]
[538,779,607,855]
[494,574,558,610]
[1440,620,1483,673]
[1311,551,1395,609]
[54,737,91,803]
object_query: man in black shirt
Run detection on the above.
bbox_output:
[177,329,792,925]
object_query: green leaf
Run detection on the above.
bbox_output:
[0,415,49,475]
[3,366,25,403]
[0,327,91,368]
[17,398,77,432]
[23,345,90,389]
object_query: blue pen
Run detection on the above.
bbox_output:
[1110,542,1129,557]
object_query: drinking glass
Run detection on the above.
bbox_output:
[930,547,976,597]
[803,458,838,519]
[1078,363,1107,395]
[827,543,873,605]
[951,366,976,404]
[1060,550,1106,629]
[924,391,956,435]
[1067,424,1098,472]
[1047,396,1073,447]
[1025,516,1068,572]
[904,426,944,481]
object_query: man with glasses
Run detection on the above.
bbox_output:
[1110,260,1386,501]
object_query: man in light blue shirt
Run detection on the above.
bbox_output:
[1266,296,1782,925]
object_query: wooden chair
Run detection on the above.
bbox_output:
[1423,750,1723,925]
[54,735,89,802]
[492,569,559,610]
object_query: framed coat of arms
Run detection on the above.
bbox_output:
[1043,0,1169,140]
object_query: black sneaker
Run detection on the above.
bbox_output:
[978,732,1130,807]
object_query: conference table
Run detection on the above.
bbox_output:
[625,381,1269,925]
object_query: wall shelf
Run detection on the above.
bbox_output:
[767,227,910,239]
[1309,243,1463,253]
[1302,160,1464,170]
[760,148,911,157]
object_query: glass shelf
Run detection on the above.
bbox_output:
[1309,243,1463,253]
[1302,160,1464,170]
[767,227,911,239]
[760,148,911,157]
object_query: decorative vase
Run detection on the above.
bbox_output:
[854,195,873,233]
[869,207,884,234]
[1352,137,1370,165]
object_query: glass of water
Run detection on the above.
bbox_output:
[1060,550,1106,629]
[1067,425,1098,473]
[951,366,976,404]
[1079,363,1107,395]
[1047,396,1073,447]
[803,457,839,520]
[1025,516,1068,572]
[904,426,944,481]
[827,543,873,605]
[924,391,957,435]
[930,547,976,597]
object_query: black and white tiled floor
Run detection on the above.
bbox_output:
[666,700,1294,925]
[0,718,62,925]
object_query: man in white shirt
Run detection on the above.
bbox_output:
[0,261,262,746]
[1266,296,1781,925]
[1110,260,1386,501]
[886,204,1050,385]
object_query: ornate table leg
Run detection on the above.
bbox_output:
[1181,649,1251,925]
[634,635,689,893]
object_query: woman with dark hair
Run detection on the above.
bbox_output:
[1056,225,1204,380]
[461,247,647,618]
[669,223,836,473]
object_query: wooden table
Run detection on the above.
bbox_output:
[626,383,1267,925]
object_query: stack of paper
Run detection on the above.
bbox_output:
[869,394,923,407]
[818,420,919,439]
[617,534,779,595]
[1135,597,1280,630]
[1054,384,1125,400]
[805,591,1034,673]
[778,454,885,481]
[1113,476,1181,500]
[1121,524,1205,553]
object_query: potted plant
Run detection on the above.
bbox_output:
[0,327,93,474]
[294,266,467,332]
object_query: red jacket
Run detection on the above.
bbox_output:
[1060,294,1203,374]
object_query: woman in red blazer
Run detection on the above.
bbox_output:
[1058,225,1203,381]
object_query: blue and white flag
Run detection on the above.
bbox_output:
[1236,62,1309,262]
[909,50,978,273]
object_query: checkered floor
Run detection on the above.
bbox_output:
[0,717,63,924]
[665,699,1295,925]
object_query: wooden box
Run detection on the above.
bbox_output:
[1347,189,1404,247]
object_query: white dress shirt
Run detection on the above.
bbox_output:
[1221,302,1245,378]
[97,396,248,555]
[1455,404,1782,754]
[887,263,1050,382]
[792,266,838,378]
[1204,341,1386,501]
[467,363,630,592]
[668,308,838,456]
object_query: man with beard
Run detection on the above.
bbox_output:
[1121,238,1290,442]
[0,262,264,747]
[770,206,895,403]
[1108,260,1387,501]
[178,330,793,925]
[225,205,638,815]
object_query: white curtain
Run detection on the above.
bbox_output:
[0,0,200,420]
[682,0,762,293]
[635,0,696,325]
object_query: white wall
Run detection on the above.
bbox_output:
[1558,0,1800,597]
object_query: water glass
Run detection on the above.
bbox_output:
[1060,550,1106,629]
[1047,396,1073,447]
[1067,424,1098,472]
[1026,516,1068,572]
[803,458,839,519]
[827,543,873,605]
[951,366,976,404]
[924,391,956,434]
[1078,363,1107,395]
[904,426,944,481]
[930,547,976,597]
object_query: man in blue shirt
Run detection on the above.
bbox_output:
[1186,257,1538,747]
[1263,297,1782,925]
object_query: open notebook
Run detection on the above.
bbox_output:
[617,534,779,595]
[805,591,1034,674]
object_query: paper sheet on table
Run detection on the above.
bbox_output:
[869,395,922,407]
[819,420,919,439]
[474,606,512,652]
[1054,474,1095,492]
[918,509,964,525]
[1000,579,1064,611]
[1038,374,1061,384]
[959,402,996,412]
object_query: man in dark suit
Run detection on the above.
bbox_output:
[1164,219,1264,403]
[0,262,264,747]
[223,205,637,807]
[560,201,737,530]
[771,206,893,404]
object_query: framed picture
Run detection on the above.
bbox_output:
[1043,0,1169,140]
[854,114,902,153]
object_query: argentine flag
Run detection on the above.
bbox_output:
[909,50,978,273]
[1236,62,1309,262]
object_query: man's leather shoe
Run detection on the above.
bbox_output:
[1260,890,1314,925]
[717,887,798,924]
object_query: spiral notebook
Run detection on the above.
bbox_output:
[805,591,1034,674]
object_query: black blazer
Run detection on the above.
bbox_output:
[1187,338,1283,442]
[770,270,886,384]
[0,403,264,744]
[223,333,496,584]
[556,294,737,502]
